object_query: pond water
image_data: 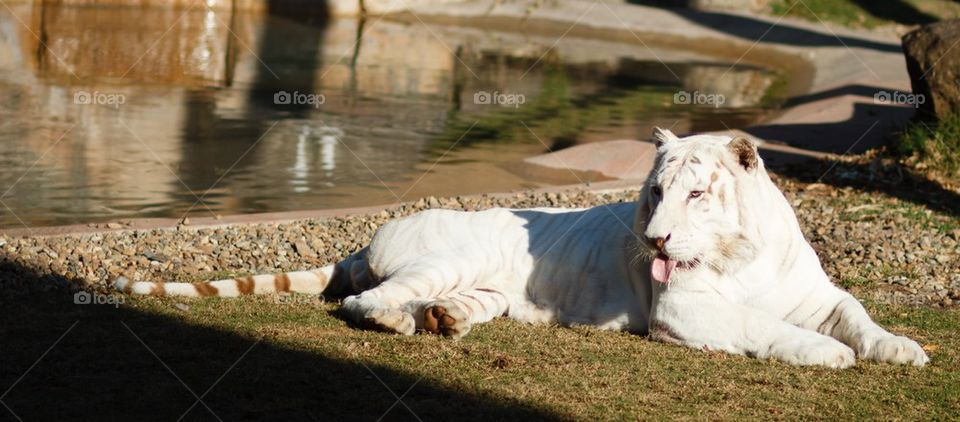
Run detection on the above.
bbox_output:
[0,3,785,228]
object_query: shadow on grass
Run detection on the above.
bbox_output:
[764,151,960,220]
[625,1,902,53]
[0,263,561,421]
[734,80,960,218]
[746,102,914,154]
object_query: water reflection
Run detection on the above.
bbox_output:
[0,1,783,228]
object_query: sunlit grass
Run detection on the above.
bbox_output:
[771,0,960,28]
[894,114,960,178]
[112,294,960,419]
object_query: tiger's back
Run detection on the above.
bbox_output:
[361,203,649,331]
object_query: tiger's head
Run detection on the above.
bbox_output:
[633,128,768,284]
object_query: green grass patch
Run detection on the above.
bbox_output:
[838,277,872,289]
[2,292,957,420]
[771,0,958,28]
[893,114,960,178]
[772,0,882,28]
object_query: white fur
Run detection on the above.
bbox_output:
[114,266,336,297]
[118,129,929,368]
[336,129,928,367]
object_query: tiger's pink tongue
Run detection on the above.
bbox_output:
[651,255,678,284]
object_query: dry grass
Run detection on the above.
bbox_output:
[2,166,959,420]
[6,293,948,420]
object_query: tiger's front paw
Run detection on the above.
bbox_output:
[777,337,856,369]
[423,300,471,339]
[863,335,929,366]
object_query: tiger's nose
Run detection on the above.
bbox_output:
[654,234,671,251]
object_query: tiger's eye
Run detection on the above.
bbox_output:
[688,190,703,199]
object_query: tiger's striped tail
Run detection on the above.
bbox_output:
[113,265,336,298]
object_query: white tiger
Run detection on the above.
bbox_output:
[116,128,929,368]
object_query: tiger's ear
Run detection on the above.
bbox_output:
[727,136,758,172]
[652,127,679,148]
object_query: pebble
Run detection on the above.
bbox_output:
[0,168,957,308]
[294,240,316,258]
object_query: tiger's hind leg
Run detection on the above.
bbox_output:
[404,288,510,338]
[341,272,445,335]
[341,290,416,335]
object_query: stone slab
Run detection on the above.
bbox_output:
[523,140,657,182]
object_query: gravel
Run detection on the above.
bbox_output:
[1,168,957,308]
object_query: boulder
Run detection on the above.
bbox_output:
[903,19,960,120]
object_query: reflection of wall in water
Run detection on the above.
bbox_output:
[4,3,466,215]
[450,42,776,146]
[5,3,242,217]
[223,14,453,205]
[0,2,782,223]
[318,19,454,98]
